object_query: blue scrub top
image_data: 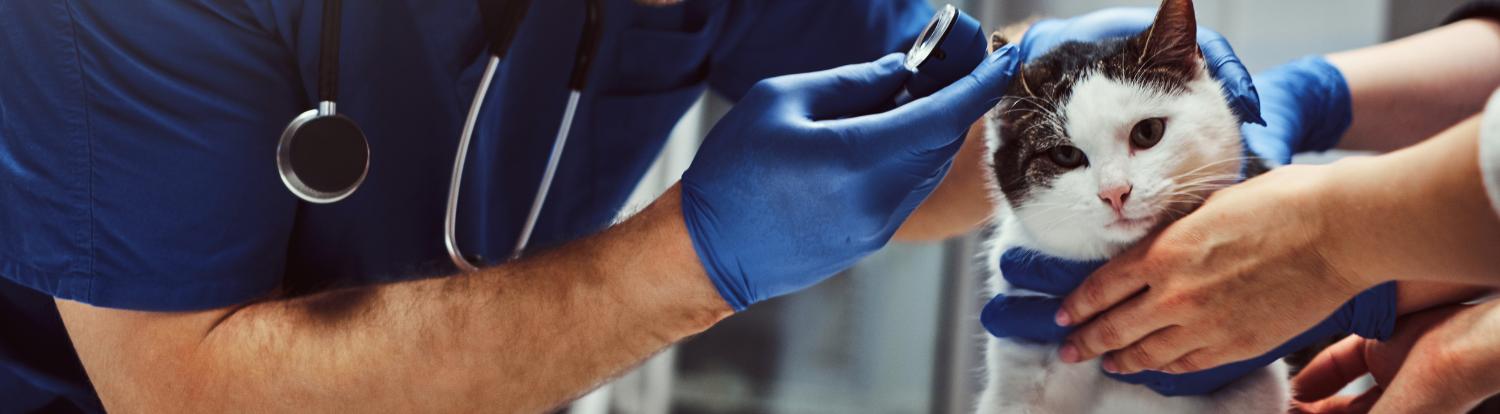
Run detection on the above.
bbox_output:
[0,0,930,411]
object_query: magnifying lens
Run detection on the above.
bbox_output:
[900,4,987,102]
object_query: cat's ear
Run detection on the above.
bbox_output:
[1133,0,1200,75]
[1016,64,1036,97]
[991,30,1033,95]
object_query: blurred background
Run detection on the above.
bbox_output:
[573,1,1465,413]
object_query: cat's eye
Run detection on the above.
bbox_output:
[1047,146,1087,169]
[1130,118,1166,149]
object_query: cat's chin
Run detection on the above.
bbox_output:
[1011,223,1137,261]
[1105,215,1156,233]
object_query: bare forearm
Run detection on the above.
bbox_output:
[1329,18,1500,152]
[1322,117,1500,288]
[59,186,731,412]
[1397,281,1490,316]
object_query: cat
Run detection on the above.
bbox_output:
[975,0,1287,413]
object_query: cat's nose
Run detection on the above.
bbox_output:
[1097,184,1132,214]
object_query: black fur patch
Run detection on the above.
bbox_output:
[991,0,1201,206]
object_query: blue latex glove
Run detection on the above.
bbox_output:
[1017,8,1264,126]
[981,248,1396,396]
[1240,56,1354,164]
[682,49,1021,311]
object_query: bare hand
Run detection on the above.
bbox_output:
[1292,302,1500,413]
[1053,164,1376,374]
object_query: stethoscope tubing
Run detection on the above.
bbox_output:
[445,0,599,272]
[512,89,581,258]
[444,57,583,271]
[444,56,501,273]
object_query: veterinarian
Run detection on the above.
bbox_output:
[0,0,1274,412]
[1052,4,1500,413]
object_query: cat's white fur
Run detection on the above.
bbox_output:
[976,62,1289,413]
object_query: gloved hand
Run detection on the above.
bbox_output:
[980,248,1396,396]
[1017,7,1264,126]
[1240,56,1354,164]
[682,49,1020,311]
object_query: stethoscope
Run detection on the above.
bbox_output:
[276,0,602,273]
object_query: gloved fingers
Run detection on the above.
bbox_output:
[873,158,954,237]
[1013,18,1065,59]
[981,294,1073,342]
[1060,291,1171,364]
[841,44,1019,153]
[1197,29,1264,125]
[1019,8,1263,126]
[895,157,954,211]
[774,53,911,120]
[1064,8,1155,39]
[1290,335,1372,403]
[1102,325,1196,374]
[1241,122,1296,165]
[1018,9,1155,59]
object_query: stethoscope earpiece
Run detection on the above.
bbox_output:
[277,102,370,204]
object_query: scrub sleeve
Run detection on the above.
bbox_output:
[0,2,299,311]
[1,3,301,410]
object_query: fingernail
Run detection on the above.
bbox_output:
[1054,310,1072,327]
[1101,358,1120,373]
[1058,344,1079,363]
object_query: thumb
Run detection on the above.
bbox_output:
[1292,335,1372,403]
[1242,121,1295,165]
[1198,29,1264,125]
[885,43,1020,150]
[778,53,911,119]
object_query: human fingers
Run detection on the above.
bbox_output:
[1057,240,1154,327]
[1291,335,1373,403]
[1062,291,1175,364]
[1102,325,1200,374]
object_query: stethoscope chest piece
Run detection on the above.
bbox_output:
[277,102,370,203]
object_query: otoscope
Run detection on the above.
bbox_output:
[898,4,988,103]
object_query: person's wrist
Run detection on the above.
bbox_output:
[1309,159,1391,292]
[595,185,732,333]
[1447,301,1500,406]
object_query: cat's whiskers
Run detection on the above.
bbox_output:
[1171,174,1241,192]
[1142,169,1237,201]
[999,96,1067,135]
[1171,176,1239,192]
[1034,209,1092,231]
[1017,199,1095,227]
[1163,156,1254,182]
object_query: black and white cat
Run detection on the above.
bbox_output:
[977,0,1286,412]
